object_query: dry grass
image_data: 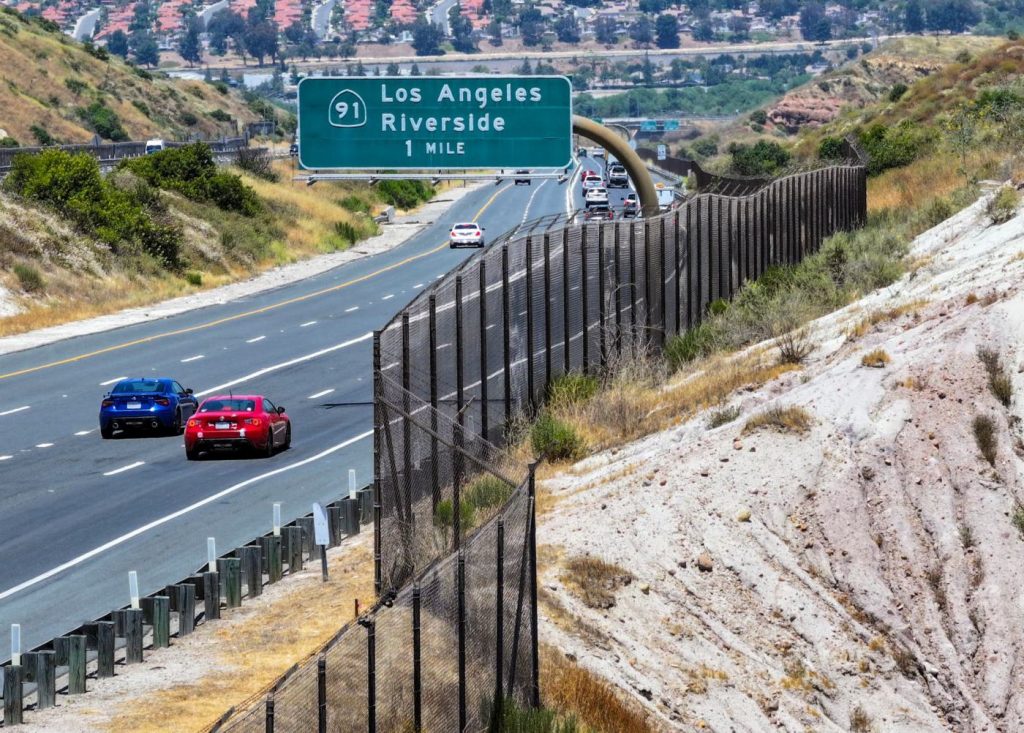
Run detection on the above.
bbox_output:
[846,300,927,341]
[560,556,634,610]
[105,542,375,733]
[972,414,998,466]
[978,347,1013,407]
[860,348,891,368]
[850,704,874,732]
[775,328,814,364]
[742,405,813,436]
[540,644,655,733]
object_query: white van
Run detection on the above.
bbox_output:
[145,139,165,154]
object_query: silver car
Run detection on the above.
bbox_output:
[449,222,485,248]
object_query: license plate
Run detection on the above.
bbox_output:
[127,402,142,410]
[215,422,230,429]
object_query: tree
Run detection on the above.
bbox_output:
[449,4,478,52]
[595,16,618,44]
[131,31,160,67]
[669,57,685,80]
[945,103,976,184]
[692,19,715,42]
[179,17,203,67]
[926,0,980,33]
[554,14,580,43]
[386,61,400,74]
[412,18,445,55]
[244,19,280,65]
[107,29,130,59]
[655,13,679,48]
[905,0,924,32]
[284,19,305,45]
[727,15,750,41]
[638,0,664,11]
[629,15,653,47]
[799,2,831,42]
[518,7,545,46]
[488,19,503,45]
[208,9,246,57]
[727,140,790,176]
[641,53,654,85]
[410,62,421,76]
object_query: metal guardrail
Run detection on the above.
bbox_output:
[0,137,248,172]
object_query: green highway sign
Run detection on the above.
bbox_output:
[297,76,573,170]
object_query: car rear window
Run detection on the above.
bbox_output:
[200,399,257,412]
[113,380,162,393]
[453,224,478,230]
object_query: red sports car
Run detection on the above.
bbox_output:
[184,395,291,460]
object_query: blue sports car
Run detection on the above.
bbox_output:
[99,378,198,439]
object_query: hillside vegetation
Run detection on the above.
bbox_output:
[0,7,268,145]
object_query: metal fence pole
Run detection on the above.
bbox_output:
[401,313,412,529]
[413,584,422,732]
[597,223,607,367]
[494,519,505,729]
[528,464,540,708]
[694,197,703,323]
[614,224,623,357]
[372,330,383,596]
[458,550,467,731]
[501,246,512,426]
[525,237,535,412]
[543,233,552,390]
[479,260,489,441]
[429,295,440,512]
[643,219,652,350]
[266,692,275,733]
[367,620,376,733]
[317,655,327,733]
[563,228,572,374]
[628,223,637,354]
[582,224,591,371]
[455,275,465,425]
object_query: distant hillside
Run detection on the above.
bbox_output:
[0,7,271,146]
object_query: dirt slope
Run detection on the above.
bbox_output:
[0,8,261,145]
[537,188,1024,731]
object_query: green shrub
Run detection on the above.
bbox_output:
[209,108,233,122]
[888,82,908,102]
[64,77,88,95]
[496,697,579,733]
[727,139,790,176]
[548,372,599,408]
[213,81,230,95]
[665,321,718,369]
[339,194,371,213]
[29,124,53,145]
[185,271,203,286]
[972,414,997,466]
[132,100,151,118]
[531,412,586,461]
[986,185,1019,225]
[0,136,18,148]
[131,65,153,81]
[692,137,719,158]
[77,102,128,141]
[464,474,513,511]
[1013,504,1024,540]
[858,120,932,176]
[82,40,109,61]
[433,497,476,544]
[334,221,359,245]
[706,405,740,429]
[749,109,767,125]
[376,179,435,209]
[13,263,44,292]
[180,111,199,126]
[122,144,260,216]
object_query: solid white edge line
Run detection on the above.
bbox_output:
[0,429,373,602]
[103,461,145,477]
[100,377,126,386]
[246,336,266,343]
[307,388,335,400]
[197,332,371,397]
[0,405,30,416]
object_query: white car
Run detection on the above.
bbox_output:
[589,147,605,158]
[449,222,485,248]
[584,187,609,208]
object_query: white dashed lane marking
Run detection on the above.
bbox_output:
[0,455,11,461]
[36,443,54,449]
[181,355,204,363]
[100,377,126,386]
[246,336,266,343]
[300,320,318,327]
[381,294,395,300]
[0,405,30,416]
[74,429,94,436]
[307,388,335,400]
[103,461,145,477]
[345,306,359,313]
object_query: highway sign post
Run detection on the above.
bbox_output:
[313,502,330,581]
[297,76,572,170]
[657,144,667,161]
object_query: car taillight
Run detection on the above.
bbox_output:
[187,419,198,427]
[245,418,261,426]
[155,397,170,406]
[474,231,481,237]
[101,399,114,407]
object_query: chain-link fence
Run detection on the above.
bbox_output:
[214,161,865,733]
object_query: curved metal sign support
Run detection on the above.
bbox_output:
[572,114,660,217]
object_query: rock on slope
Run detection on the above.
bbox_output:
[538,189,1024,732]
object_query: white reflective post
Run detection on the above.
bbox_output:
[273,502,282,536]
[11,623,21,667]
[207,538,217,573]
[128,570,140,609]
[348,469,357,500]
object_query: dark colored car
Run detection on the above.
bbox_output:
[584,205,615,222]
[514,169,531,185]
[622,193,639,218]
[289,142,299,156]
[99,378,198,438]
[184,395,291,460]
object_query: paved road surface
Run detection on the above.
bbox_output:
[0,163,627,655]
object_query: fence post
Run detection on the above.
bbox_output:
[142,596,170,648]
[543,233,552,389]
[614,224,623,357]
[479,259,489,441]
[261,535,283,584]
[659,215,667,348]
[3,663,22,724]
[528,464,540,708]
[240,545,263,597]
[372,329,382,597]
[628,223,637,354]
[597,223,607,367]
[494,519,505,728]
[67,635,86,694]
[694,197,704,324]
[453,424,464,551]
[455,275,465,428]
[202,571,220,620]
[266,692,275,733]
[220,557,242,607]
[501,246,512,428]
[317,655,327,733]
[429,295,440,512]
[563,228,572,374]
[123,609,143,663]
[525,237,535,411]
[36,650,56,710]
[457,550,467,732]
[643,219,653,350]
[412,584,422,732]
[367,620,377,733]
[401,312,413,525]
[96,620,115,677]
[284,527,303,574]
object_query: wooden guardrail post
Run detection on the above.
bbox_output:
[96,620,115,676]
[170,584,196,636]
[343,497,360,536]
[123,609,143,664]
[327,504,342,547]
[284,526,304,573]
[261,535,283,583]
[218,557,242,608]
[203,571,221,620]
[3,663,23,724]
[297,517,316,559]
[68,635,87,694]
[239,545,263,598]
[142,596,170,648]
[36,650,56,709]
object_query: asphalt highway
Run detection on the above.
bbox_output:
[0,156,626,654]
